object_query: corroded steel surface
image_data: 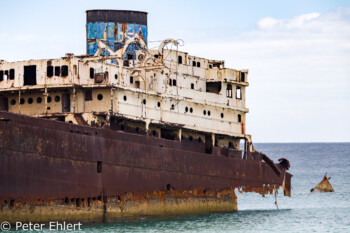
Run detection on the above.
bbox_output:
[310,173,334,193]
[1,189,237,223]
[86,10,148,25]
[0,111,291,223]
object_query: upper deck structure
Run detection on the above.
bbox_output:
[0,36,249,152]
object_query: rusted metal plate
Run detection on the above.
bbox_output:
[0,111,291,222]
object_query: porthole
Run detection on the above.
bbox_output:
[55,96,60,102]
[208,111,211,116]
[47,96,52,103]
[190,107,193,113]
[221,113,224,118]
[138,54,145,61]
[157,102,161,107]
[171,104,175,110]
[20,98,25,105]
[37,97,42,103]
[123,95,127,101]
[115,74,118,79]
[28,98,33,104]
[10,99,16,105]
[143,99,146,105]
[97,94,103,101]
[185,107,188,112]
[203,110,206,115]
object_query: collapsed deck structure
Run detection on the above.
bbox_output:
[0,10,291,223]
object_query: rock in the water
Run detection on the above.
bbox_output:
[310,173,334,193]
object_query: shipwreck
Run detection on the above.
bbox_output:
[311,174,334,193]
[0,10,292,223]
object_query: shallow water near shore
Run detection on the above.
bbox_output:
[20,143,350,232]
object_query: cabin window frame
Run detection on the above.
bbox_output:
[61,65,69,77]
[9,69,15,80]
[240,72,245,82]
[178,55,183,64]
[226,84,232,98]
[85,90,93,101]
[236,86,242,99]
[89,68,94,79]
[54,66,61,76]
[47,66,54,77]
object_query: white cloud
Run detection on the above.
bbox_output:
[257,17,279,29]
[258,13,320,30]
[183,7,350,142]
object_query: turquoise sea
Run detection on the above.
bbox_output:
[17,143,350,232]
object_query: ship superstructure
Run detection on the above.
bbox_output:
[0,10,248,151]
[0,10,291,223]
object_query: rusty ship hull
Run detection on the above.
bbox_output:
[0,111,291,223]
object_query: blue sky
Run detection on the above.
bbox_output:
[1,0,350,142]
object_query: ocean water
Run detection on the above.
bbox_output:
[26,143,350,232]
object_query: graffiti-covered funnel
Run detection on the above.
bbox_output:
[86,10,148,55]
